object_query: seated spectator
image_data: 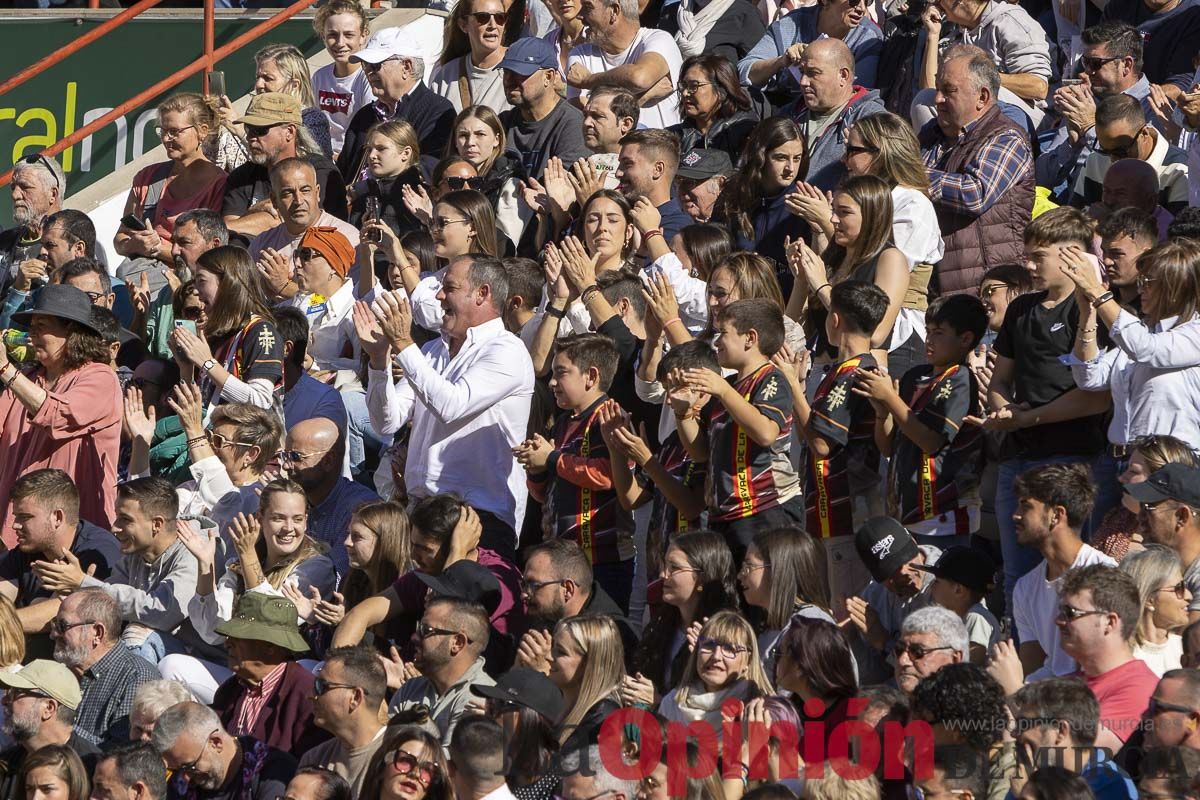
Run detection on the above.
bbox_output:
[0,660,100,800]
[772,616,858,750]
[0,469,120,637]
[715,118,810,295]
[358,726,452,800]
[49,589,158,747]
[0,284,122,547]
[207,593,326,754]
[791,39,885,191]
[91,742,169,800]
[447,717,516,800]
[549,615,625,752]
[1091,159,1176,240]
[1121,545,1190,676]
[469,669,564,797]
[1094,435,1197,563]
[287,226,358,385]
[737,0,883,99]
[614,130,691,245]
[1097,207,1157,315]
[0,153,64,299]
[893,606,967,694]
[1129,463,1200,618]
[1144,668,1200,751]
[348,120,426,243]
[0,209,105,331]
[222,94,348,239]
[252,44,334,158]
[918,0,1051,125]
[129,680,194,742]
[674,150,733,225]
[920,546,999,664]
[566,0,684,128]
[152,701,296,800]
[667,56,757,165]
[1102,0,1200,94]
[1009,677,1139,799]
[310,1,374,160]
[389,597,495,746]
[443,107,535,249]
[908,748,987,800]
[339,29,456,184]
[430,0,514,114]
[17,744,88,800]
[1072,94,1190,215]
[298,646,388,798]
[580,86,637,186]
[659,0,765,64]
[284,417,380,574]
[275,308,349,435]
[114,93,227,297]
[498,39,590,181]
[919,47,1033,296]
[556,744,637,800]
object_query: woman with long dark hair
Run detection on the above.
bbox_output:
[773,616,858,752]
[361,727,454,800]
[471,669,564,800]
[669,56,758,162]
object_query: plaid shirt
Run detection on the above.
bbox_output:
[75,644,160,747]
[923,114,1033,216]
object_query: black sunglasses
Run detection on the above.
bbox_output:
[444,176,479,191]
[893,642,953,660]
[313,677,358,696]
[245,123,284,138]
[1080,54,1123,72]
[470,11,509,24]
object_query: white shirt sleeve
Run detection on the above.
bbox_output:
[396,340,532,424]
[1069,346,1120,392]
[644,251,709,334]
[409,269,447,332]
[367,367,415,436]
[1110,310,1200,370]
[891,187,944,270]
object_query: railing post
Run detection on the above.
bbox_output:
[202,0,215,94]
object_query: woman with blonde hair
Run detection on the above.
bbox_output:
[21,745,88,800]
[432,0,513,113]
[115,92,227,267]
[351,119,425,240]
[1120,545,1192,676]
[253,43,332,156]
[702,252,807,353]
[549,614,626,751]
[335,501,413,638]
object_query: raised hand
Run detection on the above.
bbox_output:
[372,291,414,353]
[569,158,605,207]
[127,271,152,315]
[620,673,657,707]
[630,197,663,235]
[558,236,599,293]
[771,343,810,389]
[543,157,576,217]
[667,368,704,418]
[165,380,206,439]
[353,300,391,367]
[123,386,157,445]
[641,272,680,327]
[169,324,214,368]
[401,184,433,227]
[520,177,550,216]
[613,421,654,467]
[784,182,833,226]
[516,629,553,673]
[228,513,262,557]
[257,248,292,296]
[175,519,217,570]
[31,549,92,595]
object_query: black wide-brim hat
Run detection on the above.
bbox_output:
[12,284,103,336]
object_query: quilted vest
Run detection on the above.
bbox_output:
[924,104,1034,297]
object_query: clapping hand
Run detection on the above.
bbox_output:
[228,513,262,557]
[569,159,606,207]
[666,368,705,418]
[123,385,157,445]
[257,248,292,296]
[32,549,92,595]
[784,182,833,226]
[165,380,206,439]
[771,343,810,390]
[543,158,576,217]
[851,367,898,415]
[175,519,217,571]
[558,236,599,294]
[401,184,433,227]
[516,629,553,673]
[372,291,414,353]
[681,367,730,400]
[513,434,555,471]
[353,301,391,367]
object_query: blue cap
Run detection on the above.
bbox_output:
[499,37,558,76]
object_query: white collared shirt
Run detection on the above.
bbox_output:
[366,317,535,535]
[291,280,358,373]
[1070,309,1200,449]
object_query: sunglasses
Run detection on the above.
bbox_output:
[1096,128,1145,159]
[313,677,358,696]
[205,429,256,450]
[1156,580,1189,600]
[1080,54,1123,72]
[296,248,324,263]
[362,57,400,74]
[388,751,439,786]
[1057,605,1108,623]
[418,622,469,642]
[893,642,953,661]
[245,123,284,139]
[843,144,878,157]
[177,729,220,775]
[1148,697,1196,716]
[21,154,61,192]
[470,11,509,24]
[443,176,478,191]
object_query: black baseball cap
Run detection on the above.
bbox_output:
[417,561,501,616]
[471,668,566,722]
[676,148,733,181]
[914,546,995,595]
[1126,463,1200,507]
[854,517,921,583]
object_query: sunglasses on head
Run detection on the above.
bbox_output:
[470,11,509,24]
[21,154,61,192]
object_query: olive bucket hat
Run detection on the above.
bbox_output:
[215,591,309,652]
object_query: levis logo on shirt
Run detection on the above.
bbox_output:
[319,90,352,114]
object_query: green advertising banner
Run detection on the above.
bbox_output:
[0,11,324,219]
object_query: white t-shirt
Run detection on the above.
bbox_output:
[567,28,683,128]
[429,55,513,114]
[1133,634,1183,678]
[312,64,376,155]
[1015,543,1117,681]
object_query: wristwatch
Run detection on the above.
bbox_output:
[201,359,217,373]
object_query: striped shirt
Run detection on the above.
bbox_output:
[231,663,288,737]
[1073,126,1191,214]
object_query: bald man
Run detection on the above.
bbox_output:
[284,417,378,573]
[1090,158,1173,241]
[793,38,885,191]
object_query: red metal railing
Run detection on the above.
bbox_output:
[0,0,321,188]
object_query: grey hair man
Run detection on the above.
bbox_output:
[129,680,193,742]
[894,606,968,694]
[151,702,296,798]
[362,254,534,560]
[90,742,169,800]
[558,744,638,800]
[2,154,66,295]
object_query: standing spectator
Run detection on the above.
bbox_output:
[0,154,64,297]
[114,93,227,296]
[222,94,348,239]
[311,1,374,159]
[499,38,591,181]
[431,0,514,113]
[0,285,121,547]
[566,0,684,128]
[737,0,884,99]
[48,589,158,747]
[919,47,1033,296]
[339,29,456,185]
[1121,545,1190,676]
[667,56,758,166]
[1101,0,1200,94]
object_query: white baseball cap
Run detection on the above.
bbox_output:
[352,27,425,65]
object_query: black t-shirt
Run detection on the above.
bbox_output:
[0,520,121,607]
[221,155,349,222]
[205,317,285,407]
[891,364,984,531]
[993,291,1109,458]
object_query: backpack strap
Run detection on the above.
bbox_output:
[140,161,176,227]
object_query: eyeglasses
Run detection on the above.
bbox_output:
[663,564,701,577]
[80,290,105,303]
[176,729,219,775]
[431,217,471,231]
[206,429,256,450]
[418,621,469,642]
[1156,580,1188,600]
[180,305,204,321]
[1136,273,1157,290]
[678,80,713,95]
[1096,128,1145,159]
[49,618,93,636]
[893,642,954,661]
[979,282,1011,299]
[520,577,565,594]
[1148,697,1196,716]
[313,677,358,697]
[156,125,197,141]
[1080,54,1123,72]
[1139,498,1172,514]
[843,144,878,157]
[281,445,334,463]
[21,154,61,192]
[388,750,439,786]
[470,11,509,24]
[444,176,479,191]
[696,637,749,660]
[738,561,769,575]
[245,123,283,139]
[1056,605,1108,623]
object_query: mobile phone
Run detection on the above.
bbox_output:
[1061,78,1084,86]
[208,70,226,98]
[121,215,147,231]
[174,319,198,336]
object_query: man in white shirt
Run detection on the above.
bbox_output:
[447,716,517,800]
[359,254,535,562]
[1011,462,1116,682]
[565,0,683,128]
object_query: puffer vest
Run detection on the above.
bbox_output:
[923,104,1034,297]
